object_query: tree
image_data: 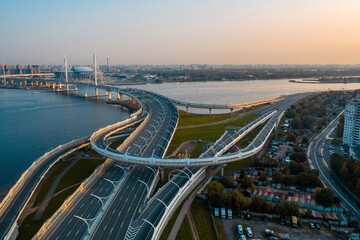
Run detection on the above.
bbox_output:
[314,188,334,207]
[291,116,302,129]
[301,136,309,145]
[242,176,254,188]
[356,179,360,197]
[283,174,296,186]
[250,196,270,213]
[220,191,232,207]
[302,115,315,129]
[304,209,313,219]
[219,176,236,188]
[260,173,268,182]
[289,162,305,175]
[231,190,245,212]
[286,131,297,141]
[272,170,283,184]
[296,172,323,188]
[207,182,225,206]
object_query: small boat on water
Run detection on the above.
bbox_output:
[32,91,40,94]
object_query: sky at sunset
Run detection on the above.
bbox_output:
[1,0,360,65]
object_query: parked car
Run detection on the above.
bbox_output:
[246,227,253,238]
[315,223,320,230]
[309,223,315,229]
[268,237,278,240]
[265,229,275,236]
[237,225,244,235]
[299,221,303,227]
[280,217,285,225]
[239,235,246,240]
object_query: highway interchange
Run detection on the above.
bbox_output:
[4,82,356,240]
[35,87,310,240]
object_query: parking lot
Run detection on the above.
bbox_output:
[221,218,340,240]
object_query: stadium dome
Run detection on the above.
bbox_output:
[72,66,93,73]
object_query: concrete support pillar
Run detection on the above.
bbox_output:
[186,106,189,115]
[117,92,120,100]
[19,81,22,86]
[230,108,233,116]
[120,93,124,101]
[209,108,212,116]
[31,81,34,86]
[221,164,224,177]
[108,91,112,101]
[95,88,99,96]
[11,80,14,84]
[35,81,38,86]
[52,83,55,89]
[132,98,136,104]
[40,82,43,87]
[160,167,164,182]
[24,81,27,86]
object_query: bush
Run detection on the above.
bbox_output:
[314,188,334,207]
[219,176,236,188]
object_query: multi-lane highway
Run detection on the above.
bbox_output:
[89,93,178,240]
[0,137,88,239]
[308,111,360,220]
[37,89,179,240]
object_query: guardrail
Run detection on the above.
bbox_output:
[1,137,89,239]
[34,158,114,239]
[90,110,283,167]
[152,168,206,240]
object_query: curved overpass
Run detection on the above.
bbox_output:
[90,109,281,167]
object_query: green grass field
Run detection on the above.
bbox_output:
[178,110,235,127]
[159,202,185,240]
[190,198,217,240]
[222,157,251,176]
[33,159,73,206]
[190,142,207,158]
[167,114,259,155]
[176,216,195,240]
[55,158,104,193]
[18,187,78,240]
[109,139,125,150]
[214,217,227,240]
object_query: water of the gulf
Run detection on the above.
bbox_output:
[0,87,129,190]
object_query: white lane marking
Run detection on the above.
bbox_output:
[67,231,71,237]
[75,230,79,236]
[104,225,107,231]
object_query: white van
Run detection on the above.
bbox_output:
[237,224,243,235]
